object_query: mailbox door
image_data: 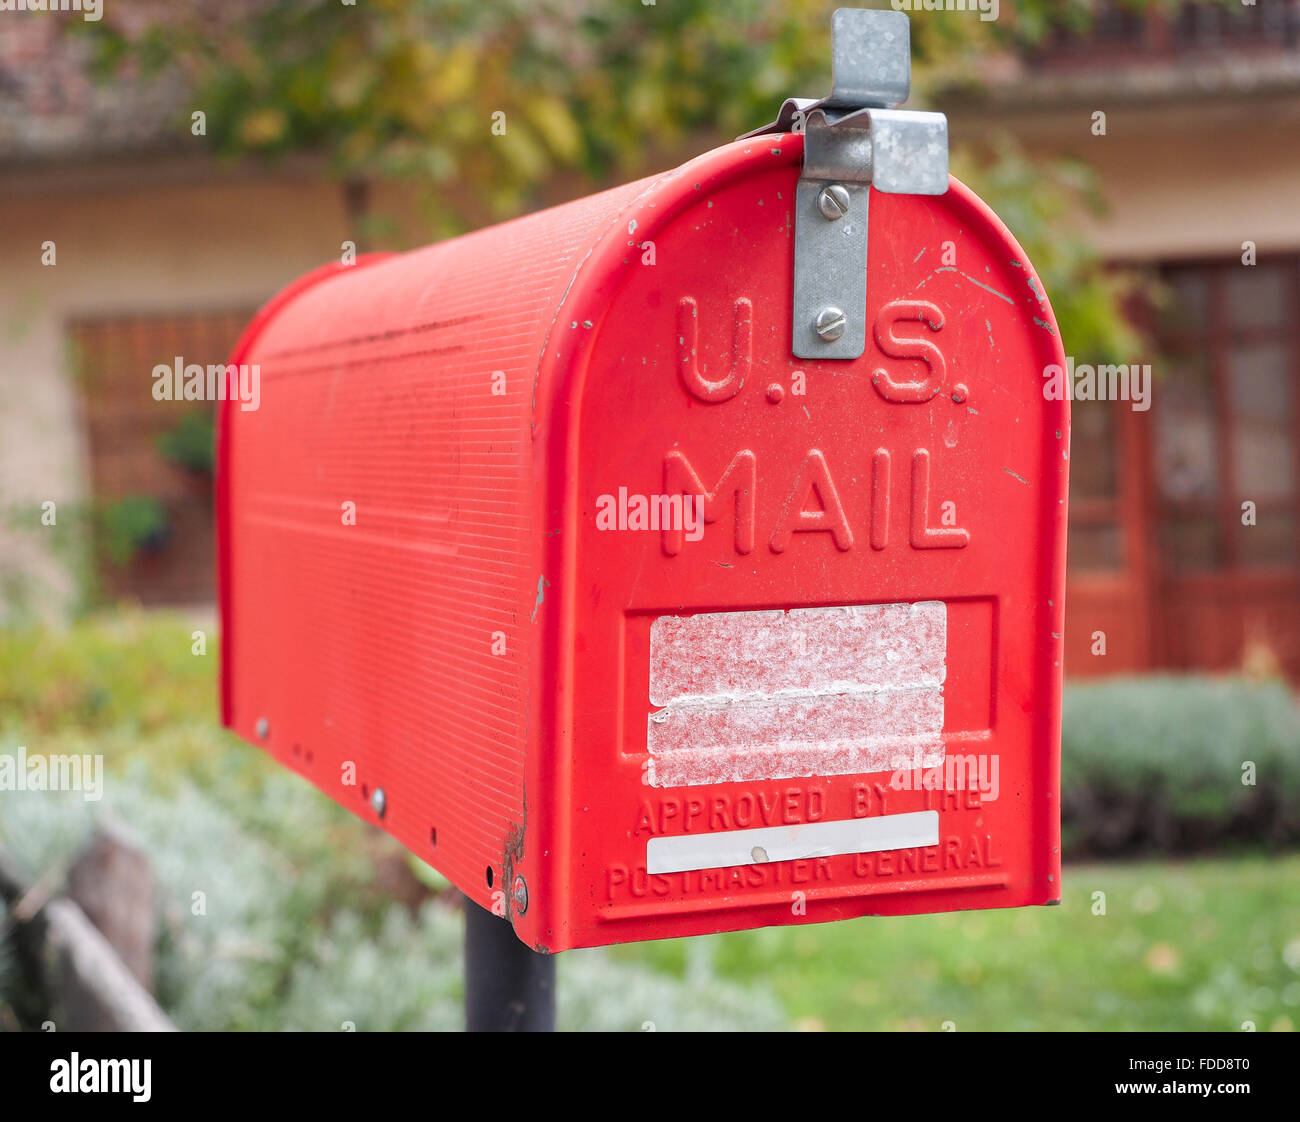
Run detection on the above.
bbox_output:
[535,136,1068,951]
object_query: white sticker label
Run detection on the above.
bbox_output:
[646,602,946,788]
[646,811,941,875]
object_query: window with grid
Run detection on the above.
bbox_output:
[70,309,255,604]
[1067,398,1124,573]
[1153,260,1300,572]
[1172,0,1300,48]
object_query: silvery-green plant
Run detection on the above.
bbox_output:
[0,768,788,1031]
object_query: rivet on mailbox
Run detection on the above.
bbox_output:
[220,8,1069,952]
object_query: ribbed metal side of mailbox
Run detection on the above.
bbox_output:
[218,173,654,913]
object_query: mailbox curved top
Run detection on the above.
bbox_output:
[221,134,1064,452]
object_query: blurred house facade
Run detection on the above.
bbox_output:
[0,19,359,613]
[1,4,1298,678]
[941,0,1300,678]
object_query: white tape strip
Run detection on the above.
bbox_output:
[646,810,940,875]
[650,602,946,705]
[646,692,942,787]
[647,602,946,788]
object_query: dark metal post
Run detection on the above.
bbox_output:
[463,896,555,1032]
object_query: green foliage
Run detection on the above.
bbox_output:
[563,938,787,1031]
[624,854,1300,1031]
[1062,677,1300,854]
[0,610,788,1030]
[96,496,169,567]
[276,905,465,1032]
[81,1,834,205]
[0,608,216,739]
[155,411,215,477]
[0,776,366,1030]
[277,901,787,1030]
[952,137,1147,364]
[79,0,1157,189]
[0,497,98,622]
[0,772,788,1030]
[75,0,1156,362]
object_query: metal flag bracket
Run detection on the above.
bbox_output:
[743,8,950,360]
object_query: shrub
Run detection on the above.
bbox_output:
[96,497,170,566]
[1062,676,1300,856]
[0,768,788,1031]
[155,411,215,477]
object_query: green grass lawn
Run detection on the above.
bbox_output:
[3,611,1298,1031]
[615,854,1300,1031]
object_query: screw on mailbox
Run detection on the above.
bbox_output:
[370,786,386,818]
[745,8,950,358]
[817,184,850,220]
[816,306,847,341]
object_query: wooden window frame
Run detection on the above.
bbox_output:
[1154,255,1300,576]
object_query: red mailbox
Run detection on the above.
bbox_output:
[219,9,1068,951]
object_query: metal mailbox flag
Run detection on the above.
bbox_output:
[219,8,1069,952]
